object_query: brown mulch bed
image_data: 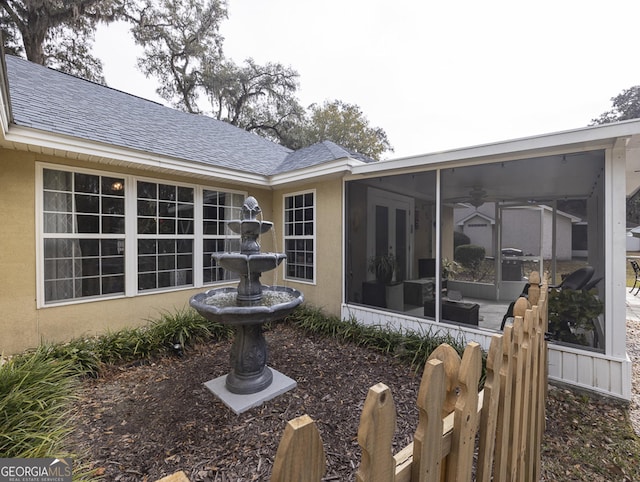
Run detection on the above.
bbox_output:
[67,323,420,481]
[67,322,640,481]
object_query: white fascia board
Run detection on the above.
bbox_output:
[353,120,640,176]
[269,157,365,186]
[0,99,9,139]
[4,125,270,186]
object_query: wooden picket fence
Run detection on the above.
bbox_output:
[158,273,548,482]
[271,271,549,482]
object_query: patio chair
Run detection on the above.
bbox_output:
[502,266,595,330]
[550,265,594,291]
[583,275,603,293]
[630,260,640,295]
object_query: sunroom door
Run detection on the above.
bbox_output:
[367,187,413,282]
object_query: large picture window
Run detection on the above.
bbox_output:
[38,165,244,305]
[284,191,315,282]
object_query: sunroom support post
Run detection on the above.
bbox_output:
[608,139,629,360]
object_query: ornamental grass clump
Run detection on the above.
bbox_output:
[285,304,470,372]
[0,349,79,458]
[40,307,234,375]
[147,307,233,354]
[0,307,234,463]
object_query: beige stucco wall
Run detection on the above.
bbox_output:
[0,148,272,354]
[1,150,39,354]
[271,179,344,317]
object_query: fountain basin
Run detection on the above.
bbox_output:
[190,286,304,326]
[227,219,273,236]
[214,252,286,276]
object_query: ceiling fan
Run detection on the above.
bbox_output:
[445,186,488,208]
[467,186,487,207]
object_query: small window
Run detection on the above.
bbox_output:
[284,191,315,282]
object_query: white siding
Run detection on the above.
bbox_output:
[344,304,632,400]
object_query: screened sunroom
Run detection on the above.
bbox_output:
[342,122,640,400]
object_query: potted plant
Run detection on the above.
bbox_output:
[548,288,604,346]
[441,258,460,279]
[368,253,397,285]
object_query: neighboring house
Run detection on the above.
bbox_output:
[2,54,640,401]
[454,204,578,260]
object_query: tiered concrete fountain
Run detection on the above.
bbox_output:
[189,196,303,413]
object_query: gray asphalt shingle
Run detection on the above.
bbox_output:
[5,55,374,176]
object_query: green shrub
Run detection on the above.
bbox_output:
[46,307,233,375]
[455,244,486,280]
[454,230,471,249]
[0,350,79,458]
[548,288,604,345]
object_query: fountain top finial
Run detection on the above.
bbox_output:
[242,196,261,220]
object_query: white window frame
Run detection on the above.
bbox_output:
[36,162,245,308]
[283,189,316,284]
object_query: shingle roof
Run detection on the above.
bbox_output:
[4,55,372,176]
[273,140,373,174]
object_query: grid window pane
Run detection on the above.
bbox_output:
[74,173,99,194]
[138,181,156,199]
[102,177,125,196]
[77,215,100,233]
[102,216,125,234]
[44,191,72,212]
[44,169,72,191]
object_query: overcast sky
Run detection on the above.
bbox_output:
[95,0,640,159]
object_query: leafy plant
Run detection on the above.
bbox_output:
[368,253,397,284]
[441,257,460,279]
[548,288,604,345]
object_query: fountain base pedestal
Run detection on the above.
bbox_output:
[204,367,297,415]
[226,366,273,394]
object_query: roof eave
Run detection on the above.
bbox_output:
[2,125,271,186]
[353,119,640,176]
[269,157,367,187]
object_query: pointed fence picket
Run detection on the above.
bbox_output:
[270,272,549,482]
